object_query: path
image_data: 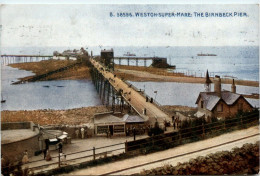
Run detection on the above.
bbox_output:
[69,125,259,175]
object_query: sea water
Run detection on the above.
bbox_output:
[1,66,102,110]
[129,81,259,108]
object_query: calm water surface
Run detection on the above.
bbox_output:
[1,66,102,110]
[130,81,259,108]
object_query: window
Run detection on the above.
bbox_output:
[114,125,125,133]
[97,125,108,134]
[201,101,204,108]
[217,104,223,112]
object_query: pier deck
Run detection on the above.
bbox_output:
[90,59,171,125]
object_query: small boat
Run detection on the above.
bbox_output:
[197,52,217,56]
[1,94,6,103]
[56,86,64,88]
[123,52,136,56]
[43,85,50,88]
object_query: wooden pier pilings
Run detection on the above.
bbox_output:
[90,66,125,112]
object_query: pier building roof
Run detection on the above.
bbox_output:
[94,114,124,125]
[122,114,145,123]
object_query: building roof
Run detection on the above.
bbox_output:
[221,91,240,105]
[122,114,145,123]
[94,114,124,124]
[101,49,113,53]
[41,130,63,139]
[196,91,252,111]
[205,70,212,84]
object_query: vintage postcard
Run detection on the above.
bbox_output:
[1,0,259,175]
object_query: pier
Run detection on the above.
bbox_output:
[1,55,52,65]
[90,58,171,126]
[114,57,167,67]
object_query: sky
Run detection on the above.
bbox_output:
[0,3,259,47]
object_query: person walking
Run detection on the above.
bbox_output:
[46,150,52,161]
[22,150,29,164]
[108,129,111,138]
[58,143,63,153]
[75,129,79,139]
[81,128,85,139]
[126,128,129,136]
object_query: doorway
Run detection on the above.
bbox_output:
[109,125,113,136]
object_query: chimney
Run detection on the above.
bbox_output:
[214,75,221,97]
[231,79,236,93]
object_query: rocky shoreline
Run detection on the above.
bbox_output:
[1,106,109,125]
[137,141,259,175]
[0,105,193,126]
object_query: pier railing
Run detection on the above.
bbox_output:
[123,80,172,118]
[124,80,162,107]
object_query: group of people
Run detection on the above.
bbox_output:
[172,115,181,129]
[20,138,65,166]
[106,129,112,138]
[21,148,51,164]
[75,127,86,139]
[125,126,146,136]
[43,148,52,161]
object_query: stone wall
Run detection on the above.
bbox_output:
[1,122,40,163]
[1,122,32,130]
[2,133,40,163]
[138,141,259,175]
